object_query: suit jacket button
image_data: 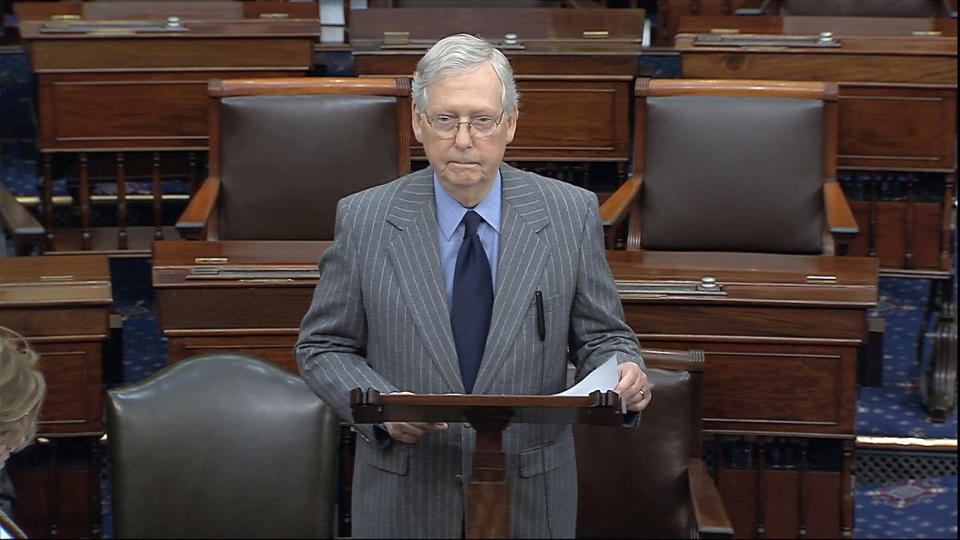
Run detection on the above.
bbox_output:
[455,474,464,486]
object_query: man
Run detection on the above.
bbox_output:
[296,33,650,539]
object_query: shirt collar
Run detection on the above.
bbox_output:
[435,170,502,241]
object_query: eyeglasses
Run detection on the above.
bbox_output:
[424,111,503,139]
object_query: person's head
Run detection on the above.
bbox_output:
[411,33,519,207]
[0,327,46,469]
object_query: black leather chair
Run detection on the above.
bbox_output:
[105,353,339,538]
[574,349,733,539]
[601,78,857,255]
[176,77,411,241]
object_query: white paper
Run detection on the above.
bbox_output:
[554,355,619,397]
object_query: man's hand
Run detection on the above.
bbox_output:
[382,391,448,443]
[384,421,448,444]
[613,362,652,412]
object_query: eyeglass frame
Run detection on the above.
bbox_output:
[421,110,505,139]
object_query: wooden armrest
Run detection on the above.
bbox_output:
[0,184,44,254]
[598,175,642,228]
[823,180,858,237]
[823,180,858,255]
[175,176,220,240]
[689,458,734,538]
[733,0,775,15]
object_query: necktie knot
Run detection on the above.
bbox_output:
[462,210,483,238]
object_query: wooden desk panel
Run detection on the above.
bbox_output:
[607,250,876,437]
[608,250,875,539]
[152,240,329,371]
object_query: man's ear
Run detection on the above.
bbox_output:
[411,102,424,144]
[504,106,518,145]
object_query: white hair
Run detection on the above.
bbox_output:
[411,33,518,115]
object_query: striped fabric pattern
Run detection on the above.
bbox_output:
[296,163,642,538]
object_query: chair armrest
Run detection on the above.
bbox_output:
[598,175,642,228]
[734,0,775,15]
[0,184,44,255]
[688,458,734,538]
[823,180,858,255]
[640,348,705,373]
[176,176,220,240]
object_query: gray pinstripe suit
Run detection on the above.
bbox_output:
[296,163,642,538]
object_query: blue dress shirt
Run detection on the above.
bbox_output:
[434,172,501,312]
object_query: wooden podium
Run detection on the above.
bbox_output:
[350,388,626,539]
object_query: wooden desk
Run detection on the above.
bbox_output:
[675,31,957,276]
[14,1,323,253]
[152,240,330,371]
[0,253,112,538]
[0,254,112,436]
[607,250,878,538]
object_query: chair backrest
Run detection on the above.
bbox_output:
[209,77,411,240]
[105,353,340,538]
[574,350,704,538]
[635,79,838,254]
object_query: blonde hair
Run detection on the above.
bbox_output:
[0,327,46,455]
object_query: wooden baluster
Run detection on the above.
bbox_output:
[939,172,954,272]
[116,152,127,250]
[41,154,54,251]
[756,435,767,538]
[188,151,199,195]
[867,172,878,258]
[42,438,58,537]
[152,152,163,240]
[840,439,854,538]
[798,439,809,538]
[904,173,916,269]
[89,437,103,537]
[78,153,91,250]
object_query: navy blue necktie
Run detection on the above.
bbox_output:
[451,210,493,394]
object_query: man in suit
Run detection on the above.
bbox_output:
[296,33,650,539]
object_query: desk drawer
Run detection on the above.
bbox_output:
[641,340,857,436]
[32,341,103,436]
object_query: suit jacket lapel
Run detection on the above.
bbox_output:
[385,168,464,392]
[473,164,550,394]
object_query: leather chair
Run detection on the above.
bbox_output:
[574,349,733,539]
[176,77,411,241]
[600,78,857,255]
[105,353,340,538]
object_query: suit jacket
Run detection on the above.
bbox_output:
[296,163,642,538]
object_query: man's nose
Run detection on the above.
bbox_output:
[453,122,473,148]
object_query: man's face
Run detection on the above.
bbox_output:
[412,61,517,206]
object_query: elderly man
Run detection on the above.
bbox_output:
[296,33,650,539]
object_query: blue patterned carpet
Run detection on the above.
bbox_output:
[3,46,957,539]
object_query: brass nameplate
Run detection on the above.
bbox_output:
[694,33,841,48]
[384,31,410,46]
[582,30,609,39]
